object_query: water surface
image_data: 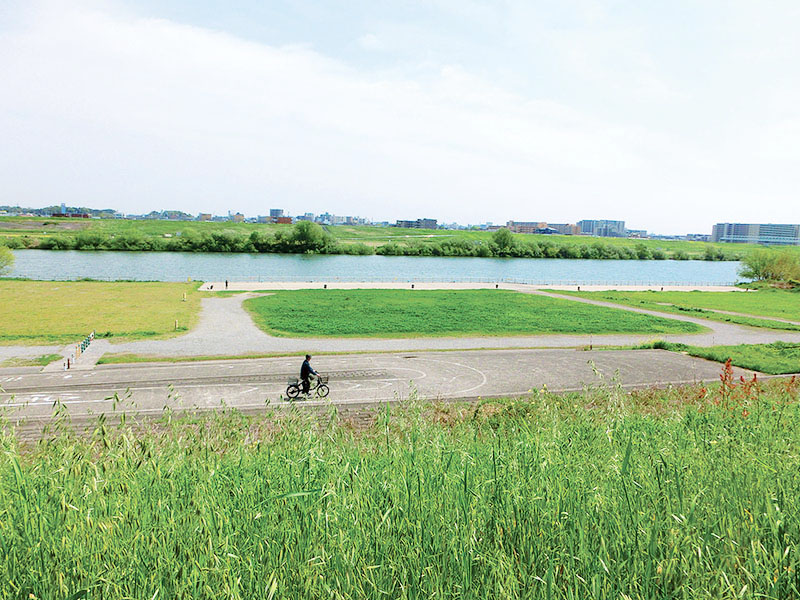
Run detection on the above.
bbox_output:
[6,250,742,285]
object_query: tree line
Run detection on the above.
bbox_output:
[1,224,740,261]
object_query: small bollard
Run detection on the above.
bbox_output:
[66,358,70,369]
[182,292,187,302]
[175,319,179,331]
[323,284,327,289]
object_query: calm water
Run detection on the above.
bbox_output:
[6,250,742,285]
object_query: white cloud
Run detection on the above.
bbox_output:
[0,1,797,232]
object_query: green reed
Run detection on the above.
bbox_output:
[1,377,799,599]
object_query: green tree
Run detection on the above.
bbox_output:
[290,221,336,253]
[0,245,14,275]
[492,228,514,251]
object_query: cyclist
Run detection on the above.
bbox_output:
[300,354,318,396]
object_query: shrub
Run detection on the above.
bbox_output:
[739,248,800,282]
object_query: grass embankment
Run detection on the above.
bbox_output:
[0,354,61,368]
[2,379,799,598]
[243,289,704,337]
[641,341,800,375]
[554,288,800,331]
[0,281,201,345]
[0,216,766,260]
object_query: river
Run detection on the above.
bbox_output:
[5,250,742,285]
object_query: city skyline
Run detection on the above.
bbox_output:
[2,2,799,234]
[6,202,800,242]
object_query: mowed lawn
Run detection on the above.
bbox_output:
[243,289,704,337]
[558,289,800,322]
[0,281,202,344]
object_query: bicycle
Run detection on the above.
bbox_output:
[286,374,329,399]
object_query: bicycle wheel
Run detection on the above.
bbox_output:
[286,384,301,399]
[317,384,329,398]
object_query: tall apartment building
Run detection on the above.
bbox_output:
[711,223,800,246]
[577,219,626,237]
[269,208,284,218]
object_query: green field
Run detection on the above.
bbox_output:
[0,281,202,345]
[243,289,704,337]
[2,380,799,598]
[0,215,779,260]
[554,288,800,331]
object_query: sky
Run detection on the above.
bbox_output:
[1,1,799,234]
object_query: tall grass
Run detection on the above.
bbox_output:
[1,375,799,598]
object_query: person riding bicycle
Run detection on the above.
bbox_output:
[300,354,318,396]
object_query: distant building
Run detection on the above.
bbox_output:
[232,212,245,223]
[577,219,626,237]
[257,215,269,223]
[686,233,710,242]
[396,218,437,229]
[548,223,580,236]
[626,229,648,238]
[711,223,800,246]
[506,221,544,234]
[275,216,293,224]
[506,221,578,235]
[269,208,284,218]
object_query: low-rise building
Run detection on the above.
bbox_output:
[505,221,546,234]
[506,221,579,235]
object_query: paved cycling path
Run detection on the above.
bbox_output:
[1,348,761,439]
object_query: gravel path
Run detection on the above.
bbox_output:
[5,286,800,363]
[107,289,800,357]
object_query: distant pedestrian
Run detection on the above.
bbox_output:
[225,279,228,289]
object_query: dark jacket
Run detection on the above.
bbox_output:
[301,359,316,379]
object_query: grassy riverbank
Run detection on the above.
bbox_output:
[2,379,799,598]
[553,288,800,331]
[0,281,201,345]
[0,216,759,260]
[243,289,705,337]
[635,341,800,375]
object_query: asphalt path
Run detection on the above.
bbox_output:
[2,348,757,438]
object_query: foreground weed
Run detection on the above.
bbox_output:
[1,372,799,598]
